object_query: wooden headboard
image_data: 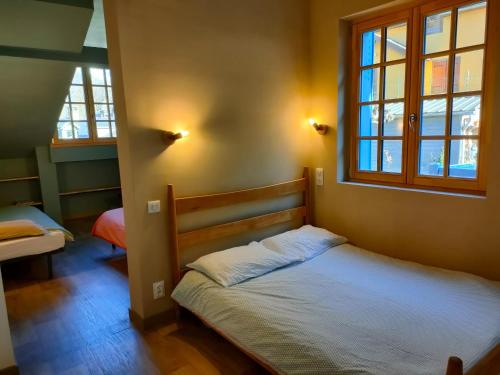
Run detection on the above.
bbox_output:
[167,167,311,286]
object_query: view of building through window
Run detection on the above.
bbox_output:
[55,67,116,144]
[354,0,486,189]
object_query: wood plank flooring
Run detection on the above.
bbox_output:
[2,233,267,375]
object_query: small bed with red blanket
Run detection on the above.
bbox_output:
[91,208,126,250]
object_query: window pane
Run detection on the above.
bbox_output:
[384,63,405,99]
[421,98,447,136]
[422,56,449,95]
[93,86,108,103]
[71,103,87,121]
[359,104,378,136]
[386,22,407,62]
[105,69,112,85]
[73,122,89,139]
[109,104,115,121]
[360,68,380,102]
[451,96,481,136]
[359,140,378,171]
[383,102,404,136]
[456,2,486,49]
[361,29,381,66]
[96,122,111,138]
[69,85,85,102]
[382,140,402,173]
[424,11,451,54]
[453,49,484,93]
[107,87,113,103]
[59,104,71,121]
[111,122,117,137]
[419,140,445,176]
[94,104,109,120]
[57,122,73,139]
[90,68,105,85]
[449,139,478,178]
[72,67,83,84]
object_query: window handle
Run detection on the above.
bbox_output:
[409,113,417,131]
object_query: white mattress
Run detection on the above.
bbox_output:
[172,243,500,375]
[0,231,65,262]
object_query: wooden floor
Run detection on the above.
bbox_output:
[2,233,268,375]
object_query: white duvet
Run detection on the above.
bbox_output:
[172,243,500,374]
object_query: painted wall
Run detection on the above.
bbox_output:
[309,0,500,280]
[104,0,313,318]
[0,269,16,371]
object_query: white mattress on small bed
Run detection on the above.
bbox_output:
[0,231,65,262]
[172,243,500,375]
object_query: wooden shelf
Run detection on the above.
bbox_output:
[59,186,121,197]
[0,176,39,183]
[15,201,43,207]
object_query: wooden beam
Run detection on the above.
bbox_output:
[176,178,306,214]
[178,206,305,249]
[0,46,108,66]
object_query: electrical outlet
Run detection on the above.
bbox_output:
[315,168,324,186]
[153,280,165,300]
[148,200,161,214]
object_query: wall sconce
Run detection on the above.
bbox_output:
[308,118,328,135]
[163,130,189,146]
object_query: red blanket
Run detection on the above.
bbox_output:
[91,208,126,250]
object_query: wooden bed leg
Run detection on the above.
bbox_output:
[446,356,463,375]
[47,253,53,279]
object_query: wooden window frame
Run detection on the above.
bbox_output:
[52,66,117,147]
[349,0,492,194]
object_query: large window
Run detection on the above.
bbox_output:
[54,67,116,145]
[351,0,489,193]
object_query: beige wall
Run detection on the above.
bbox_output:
[105,0,500,319]
[0,270,16,371]
[104,0,313,318]
[310,0,500,280]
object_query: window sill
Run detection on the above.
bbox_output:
[339,180,486,199]
[51,141,116,148]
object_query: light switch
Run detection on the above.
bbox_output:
[315,168,324,186]
[148,200,161,214]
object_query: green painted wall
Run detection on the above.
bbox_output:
[0,145,121,225]
[0,157,41,207]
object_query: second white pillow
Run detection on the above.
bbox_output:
[261,225,347,261]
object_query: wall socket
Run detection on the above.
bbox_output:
[148,200,161,214]
[315,168,324,186]
[153,280,165,300]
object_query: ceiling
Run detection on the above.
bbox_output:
[85,0,107,48]
[0,0,94,157]
[0,0,93,53]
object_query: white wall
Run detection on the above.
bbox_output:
[0,270,16,371]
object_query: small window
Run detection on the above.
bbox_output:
[351,0,489,193]
[54,67,117,145]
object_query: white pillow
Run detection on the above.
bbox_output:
[261,225,347,261]
[187,241,300,287]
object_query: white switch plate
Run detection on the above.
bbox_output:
[153,280,165,300]
[315,168,324,186]
[147,200,161,214]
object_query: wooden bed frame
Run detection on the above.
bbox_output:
[166,167,498,375]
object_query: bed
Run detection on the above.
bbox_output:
[0,205,73,278]
[92,207,126,250]
[167,168,500,375]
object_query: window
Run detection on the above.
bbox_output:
[54,67,116,145]
[351,0,489,193]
